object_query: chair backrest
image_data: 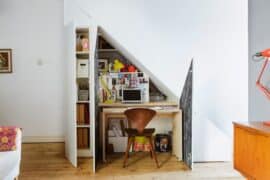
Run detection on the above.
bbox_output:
[124,108,156,134]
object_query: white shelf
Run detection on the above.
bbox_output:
[98,49,118,52]
[76,51,89,55]
[76,77,89,80]
[77,101,90,103]
[77,124,90,128]
[77,149,92,157]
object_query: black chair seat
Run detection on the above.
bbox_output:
[125,128,155,136]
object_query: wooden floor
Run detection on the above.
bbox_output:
[97,152,188,175]
[20,143,244,180]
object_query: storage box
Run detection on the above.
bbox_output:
[77,59,89,78]
[78,90,89,101]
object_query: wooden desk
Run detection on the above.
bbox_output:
[98,101,179,108]
[233,122,270,179]
[99,103,182,163]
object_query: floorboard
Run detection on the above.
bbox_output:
[20,143,244,180]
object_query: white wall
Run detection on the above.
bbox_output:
[0,0,65,141]
[65,0,248,161]
[0,0,248,160]
[193,1,248,161]
[249,0,270,121]
[64,0,194,95]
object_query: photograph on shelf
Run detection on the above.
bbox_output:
[80,35,89,52]
[0,49,12,73]
[98,59,108,72]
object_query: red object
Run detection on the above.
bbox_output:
[120,64,128,72]
[254,48,270,58]
[260,48,270,57]
[254,49,270,127]
[256,58,270,100]
[263,121,270,126]
[128,65,136,72]
[255,48,270,100]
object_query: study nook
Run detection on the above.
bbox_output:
[65,26,189,173]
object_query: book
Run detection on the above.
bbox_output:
[79,104,85,124]
[83,128,89,148]
[84,105,90,124]
[77,128,83,148]
[77,104,90,125]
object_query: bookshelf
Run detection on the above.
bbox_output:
[65,24,97,170]
[75,27,92,158]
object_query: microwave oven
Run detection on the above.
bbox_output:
[122,88,143,103]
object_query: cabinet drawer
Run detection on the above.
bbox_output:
[234,125,270,179]
[234,127,256,176]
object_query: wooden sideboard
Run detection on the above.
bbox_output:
[233,122,270,180]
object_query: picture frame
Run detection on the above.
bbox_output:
[0,49,12,73]
[98,59,108,72]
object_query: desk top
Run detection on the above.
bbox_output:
[98,101,178,108]
[102,107,181,114]
[233,121,270,137]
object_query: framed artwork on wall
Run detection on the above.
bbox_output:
[98,59,108,72]
[0,49,12,73]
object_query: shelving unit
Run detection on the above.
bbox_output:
[64,25,182,173]
[75,27,92,158]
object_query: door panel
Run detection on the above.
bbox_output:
[65,22,77,167]
[88,26,98,173]
[180,60,193,169]
[94,27,100,172]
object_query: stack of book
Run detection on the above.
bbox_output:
[77,104,89,124]
[77,128,89,149]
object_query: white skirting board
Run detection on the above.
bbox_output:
[22,136,64,143]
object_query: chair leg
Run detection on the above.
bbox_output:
[149,136,159,168]
[149,137,153,158]
[123,136,133,168]
[150,150,153,158]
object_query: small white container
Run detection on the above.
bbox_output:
[77,59,89,78]
[78,90,89,101]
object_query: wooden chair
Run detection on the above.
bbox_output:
[123,108,159,168]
